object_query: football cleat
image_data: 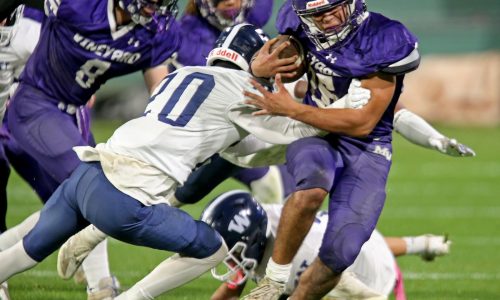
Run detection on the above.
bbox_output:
[429,137,476,157]
[241,276,285,300]
[0,282,10,300]
[57,233,93,280]
[420,234,452,262]
[87,276,120,300]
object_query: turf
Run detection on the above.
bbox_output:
[4,121,500,299]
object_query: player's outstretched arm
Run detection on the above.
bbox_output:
[393,105,476,157]
[385,234,451,261]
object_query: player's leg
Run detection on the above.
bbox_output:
[7,87,112,294]
[172,154,242,206]
[243,137,341,299]
[74,162,227,299]
[2,120,59,202]
[0,163,90,283]
[292,147,391,299]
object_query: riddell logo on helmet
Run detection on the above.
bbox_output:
[306,0,329,9]
[210,48,239,62]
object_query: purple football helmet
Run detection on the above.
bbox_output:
[118,0,179,32]
[195,0,253,31]
[201,190,270,286]
[292,0,367,49]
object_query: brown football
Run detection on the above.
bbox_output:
[269,35,307,83]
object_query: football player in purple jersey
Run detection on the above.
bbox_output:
[242,0,424,298]
[0,0,182,298]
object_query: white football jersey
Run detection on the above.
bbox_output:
[258,205,396,297]
[75,66,322,206]
[0,13,41,121]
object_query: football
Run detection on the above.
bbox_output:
[269,35,307,83]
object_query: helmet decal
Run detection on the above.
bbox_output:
[201,190,270,286]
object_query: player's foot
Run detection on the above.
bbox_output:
[241,276,285,300]
[420,234,451,261]
[87,276,120,300]
[0,282,10,300]
[57,233,92,279]
[429,137,476,157]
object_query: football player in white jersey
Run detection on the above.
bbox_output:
[0,23,372,299]
[0,5,41,122]
[201,190,451,300]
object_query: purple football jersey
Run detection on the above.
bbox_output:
[20,0,181,106]
[277,5,419,145]
[22,6,44,23]
[175,0,273,67]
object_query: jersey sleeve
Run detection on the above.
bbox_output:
[275,0,301,35]
[245,0,273,27]
[369,18,420,75]
[149,20,182,68]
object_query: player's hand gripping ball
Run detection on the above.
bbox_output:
[270,35,307,83]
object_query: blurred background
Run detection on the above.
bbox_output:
[6,1,500,299]
[95,0,500,126]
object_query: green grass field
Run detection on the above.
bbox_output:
[4,121,500,299]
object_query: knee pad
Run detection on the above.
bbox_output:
[319,223,371,273]
[180,221,223,259]
[286,137,341,191]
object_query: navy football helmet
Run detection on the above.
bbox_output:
[118,0,179,32]
[196,0,253,31]
[206,23,267,72]
[292,0,367,49]
[200,190,270,286]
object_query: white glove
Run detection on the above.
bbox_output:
[328,79,371,109]
[346,79,371,109]
[429,137,476,157]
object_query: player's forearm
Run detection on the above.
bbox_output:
[393,108,443,148]
[286,102,374,137]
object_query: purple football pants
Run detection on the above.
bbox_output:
[286,136,391,273]
[7,83,93,185]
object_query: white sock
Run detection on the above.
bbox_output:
[0,241,38,283]
[115,242,228,300]
[403,236,427,255]
[0,211,40,251]
[82,239,111,290]
[393,108,444,149]
[265,258,292,283]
